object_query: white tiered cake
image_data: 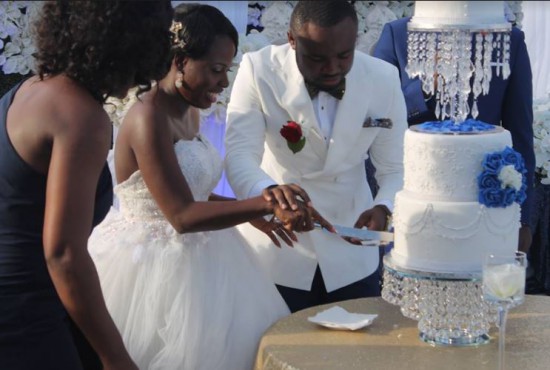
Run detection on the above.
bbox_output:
[409,1,509,30]
[390,120,526,273]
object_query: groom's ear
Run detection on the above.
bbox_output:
[288,30,296,49]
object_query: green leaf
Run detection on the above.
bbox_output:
[287,137,306,154]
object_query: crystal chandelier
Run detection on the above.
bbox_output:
[405,1,511,122]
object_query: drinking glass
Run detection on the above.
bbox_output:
[482,251,527,370]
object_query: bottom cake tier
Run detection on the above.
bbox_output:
[392,191,520,273]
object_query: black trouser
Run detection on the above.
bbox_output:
[276,265,381,313]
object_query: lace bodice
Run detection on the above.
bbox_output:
[115,135,223,221]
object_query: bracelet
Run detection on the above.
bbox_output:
[374,205,392,231]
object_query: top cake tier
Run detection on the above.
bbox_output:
[403,120,512,202]
[409,1,510,31]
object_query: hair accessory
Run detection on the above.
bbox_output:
[175,70,183,89]
[170,20,186,49]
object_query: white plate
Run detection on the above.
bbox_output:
[307,306,378,331]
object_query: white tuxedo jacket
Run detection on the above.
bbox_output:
[225,43,407,292]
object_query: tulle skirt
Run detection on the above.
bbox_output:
[88,209,290,370]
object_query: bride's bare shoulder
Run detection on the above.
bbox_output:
[121,89,169,133]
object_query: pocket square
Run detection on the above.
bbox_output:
[363,117,393,129]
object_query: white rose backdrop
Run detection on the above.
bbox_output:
[0,1,525,79]
[533,96,550,184]
[0,1,532,197]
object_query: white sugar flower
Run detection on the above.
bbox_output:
[498,165,523,190]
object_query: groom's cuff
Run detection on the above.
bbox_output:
[248,179,277,198]
[248,180,278,222]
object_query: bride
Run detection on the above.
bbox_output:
[88,4,331,370]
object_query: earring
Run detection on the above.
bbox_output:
[175,70,183,89]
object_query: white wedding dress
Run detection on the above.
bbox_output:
[88,135,290,370]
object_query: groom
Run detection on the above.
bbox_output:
[225,0,407,312]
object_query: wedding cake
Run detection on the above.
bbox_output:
[390,120,526,273]
[409,1,509,30]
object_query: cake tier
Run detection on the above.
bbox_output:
[403,126,512,202]
[410,1,509,30]
[392,191,520,273]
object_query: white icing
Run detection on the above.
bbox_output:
[392,191,520,273]
[411,1,507,27]
[392,126,520,273]
[403,128,512,202]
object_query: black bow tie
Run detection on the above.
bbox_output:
[305,79,346,100]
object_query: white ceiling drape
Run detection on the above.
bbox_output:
[523,1,550,99]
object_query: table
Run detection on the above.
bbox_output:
[255,296,550,370]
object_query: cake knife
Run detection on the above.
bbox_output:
[314,222,394,246]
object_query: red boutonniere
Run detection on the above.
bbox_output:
[280,120,305,154]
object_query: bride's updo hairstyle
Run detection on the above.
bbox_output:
[32,1,174,103]
[169,4,239,71]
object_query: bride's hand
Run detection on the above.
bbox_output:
[249,217,297,248]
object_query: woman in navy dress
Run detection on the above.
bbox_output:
[0,2,174,369]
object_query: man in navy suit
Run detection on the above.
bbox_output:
[373,17,535,253]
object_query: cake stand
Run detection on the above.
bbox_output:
[382,253,496,346]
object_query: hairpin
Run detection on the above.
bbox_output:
[170,20,186,49]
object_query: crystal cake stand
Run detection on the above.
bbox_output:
[382,253,496,346]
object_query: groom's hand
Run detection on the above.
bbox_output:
[261,183,313,211]
[341,206,389,245]
[354,205,390,232]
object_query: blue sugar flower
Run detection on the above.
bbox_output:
[478,147,527,208]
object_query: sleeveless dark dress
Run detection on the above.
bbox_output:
[0,81,113,369]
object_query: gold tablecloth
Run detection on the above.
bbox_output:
[255,296,550,370]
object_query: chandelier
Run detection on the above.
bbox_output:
[405,1,511,122]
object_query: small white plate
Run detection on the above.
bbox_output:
[307,306,378,331]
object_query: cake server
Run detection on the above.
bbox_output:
[314,222,393,246]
